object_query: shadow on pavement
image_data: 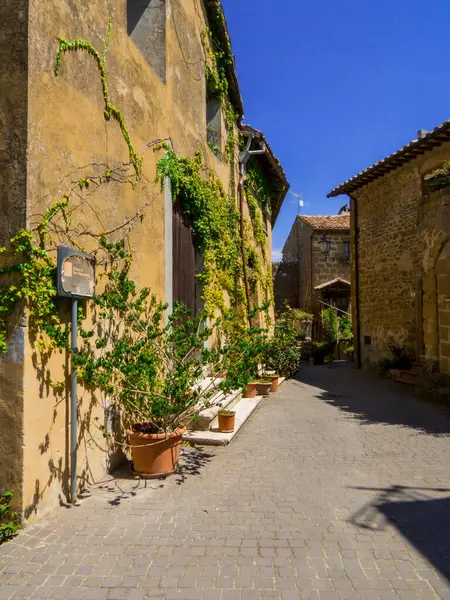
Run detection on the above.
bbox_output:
[348,484,450,583]
[296,363,450,436]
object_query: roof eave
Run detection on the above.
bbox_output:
[328,120,450,198]
[240,125,290,227]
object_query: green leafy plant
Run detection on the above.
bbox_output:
[378,346,413,373]
[322,307,338,344]
[73,239,267,434]
[54,19,142,177]
[338,315,353,341]
[311,341,333,366]
[263,311,303,377]
[0,491,20,544]
[0,199,69,354]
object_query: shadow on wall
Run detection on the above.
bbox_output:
[349,484,450,583]
[295,363,450,436]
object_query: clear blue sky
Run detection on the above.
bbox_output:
[223,0,450,260]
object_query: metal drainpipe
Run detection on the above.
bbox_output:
[238,133,267,322]
[349,194,361,369]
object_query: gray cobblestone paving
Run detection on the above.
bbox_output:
[1,364,449,599]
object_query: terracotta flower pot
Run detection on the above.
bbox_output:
[265,375,279,393]
[218,412,235,433]
[256,382,271,396]
[129,427,185,478]
[243,383,257,398]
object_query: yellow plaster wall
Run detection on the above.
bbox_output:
[21,0,245,519]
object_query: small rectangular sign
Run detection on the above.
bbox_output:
[57,246,95,299]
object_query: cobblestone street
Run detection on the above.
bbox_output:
[1,364,449,600]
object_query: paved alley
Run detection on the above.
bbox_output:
[1,364,449,600]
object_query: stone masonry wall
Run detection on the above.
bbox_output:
[311,229,351,315]
[352,142,450,371]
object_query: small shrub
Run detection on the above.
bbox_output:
[322,307,338,344]
[338,315,353,341]
[0,491,20,544]
[312,341,333,365]
[378,346,413,373]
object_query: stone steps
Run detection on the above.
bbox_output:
[188,388,242,432]
[183,395,263,446]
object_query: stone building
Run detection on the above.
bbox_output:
[328,122,450,393]
[0,0,288,518]
[274,208,351,335]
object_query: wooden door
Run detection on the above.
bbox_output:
[172,198,196,315]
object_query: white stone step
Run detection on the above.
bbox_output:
[183,396,263,446]
[188,388,242,431]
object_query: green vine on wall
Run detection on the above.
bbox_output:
[54,19,143,177]
[202,23,237,192]
[156,146,244,314]
[0,200,69,354]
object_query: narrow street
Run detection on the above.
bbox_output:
[1,364,449,600]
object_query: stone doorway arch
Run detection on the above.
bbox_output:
[437,240,450,374]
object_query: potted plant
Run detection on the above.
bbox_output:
[218,410,235,433]
[255,379,272,396]
[243,383,257,398]
[74,242,268,477]
[311,342,330,365]
[264,374,279,392]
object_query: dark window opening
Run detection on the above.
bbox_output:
[364,335,372,346]
[172,198,200,316]
[343,241,350,262]
[127,0,166,82]
[206,93,222,160]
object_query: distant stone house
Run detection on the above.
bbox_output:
[274,208,351,335]
[328,122,450,389]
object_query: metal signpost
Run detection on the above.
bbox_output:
[57,246,95,504]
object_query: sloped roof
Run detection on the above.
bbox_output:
[299,214,350,230]
[314,277,351,290]
[328,120,450,197]
[240,124,290,226]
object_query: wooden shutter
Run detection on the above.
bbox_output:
[172,198,196,315]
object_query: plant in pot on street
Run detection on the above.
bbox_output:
[263,310,302,378]
[218,409,235,433]
[75,239,268,476]
[311,341,332,365]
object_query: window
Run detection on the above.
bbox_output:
[127,0,166,82]
[206,93,222,159]
[343,241,350,262]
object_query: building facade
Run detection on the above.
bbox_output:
[329,123,450,395]
[0,0,288,518]
[274,209,351,334]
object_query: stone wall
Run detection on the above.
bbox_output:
[351,142,450,372]
[274,216,350,317]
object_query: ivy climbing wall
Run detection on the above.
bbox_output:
[0,0,278,518]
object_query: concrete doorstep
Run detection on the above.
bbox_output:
[183,376,287,446]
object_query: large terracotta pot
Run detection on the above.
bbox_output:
[243,383,257,398]
[129,428,185,478]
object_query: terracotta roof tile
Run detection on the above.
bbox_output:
[299,215,350,230]
[328,120,450,197]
